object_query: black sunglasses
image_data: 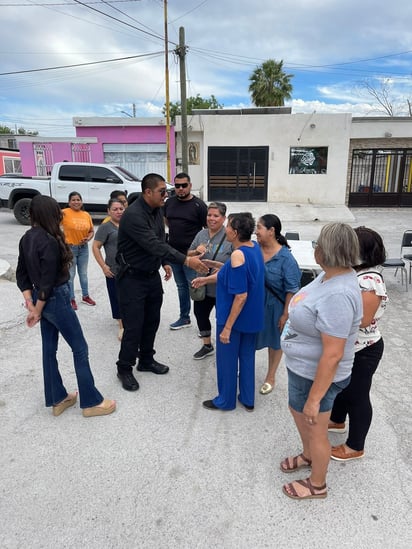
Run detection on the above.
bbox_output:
[175,182,189,189]
[152,188,168,196]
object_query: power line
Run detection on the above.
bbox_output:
[2,0,139,5]
[71,0,165,43]
[189,47,412,80]
[98,0,159,36]
[0,52,162,76]
[169,0,210,23]
[190,45,412,75]
[14,0,165,47]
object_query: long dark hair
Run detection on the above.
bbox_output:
[260,214,290,248]
[30,195,73,274]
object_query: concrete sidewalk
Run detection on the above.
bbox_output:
[0,207,411,549]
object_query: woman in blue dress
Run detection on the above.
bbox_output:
[256,214,301,395]
[200,212,265,411]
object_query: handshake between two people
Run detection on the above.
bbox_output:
[191,258,224,289]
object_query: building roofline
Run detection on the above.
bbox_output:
[192,107,292,115]
[352,116,412,123]
[73,116,167,127]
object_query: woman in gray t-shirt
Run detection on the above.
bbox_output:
[280,223,362,501]
[188,202,232,360]
[92,198,125,340]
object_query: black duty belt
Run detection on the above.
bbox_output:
[126,267,158,278]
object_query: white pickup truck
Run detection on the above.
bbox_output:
[0,162,153,225]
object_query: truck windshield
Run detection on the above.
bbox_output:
[114,166,140,181]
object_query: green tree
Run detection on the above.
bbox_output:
[0,125,38,135]
[164,94,223,123]
[0,125,13,134]
[248,59,293,107]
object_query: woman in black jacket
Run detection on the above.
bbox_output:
[16,195,115,418]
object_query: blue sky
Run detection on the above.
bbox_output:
[1,0,412,136]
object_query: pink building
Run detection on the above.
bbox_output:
[0,148,21,175]
[17,117,175,180]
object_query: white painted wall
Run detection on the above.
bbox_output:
[351,117,412,139]
[178,112,352,205]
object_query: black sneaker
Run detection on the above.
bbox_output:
[193,344,214,360]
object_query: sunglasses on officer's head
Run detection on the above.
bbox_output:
[174,182,189,189]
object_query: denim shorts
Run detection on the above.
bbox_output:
[287,368,351,413]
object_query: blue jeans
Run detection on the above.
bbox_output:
[69,244,89,299]
[287,369,351,413]
[36,283,103,409]
[171,263,195,321]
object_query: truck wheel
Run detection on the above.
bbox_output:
[14,198,32,225]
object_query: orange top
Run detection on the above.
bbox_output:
[62,208,94,245]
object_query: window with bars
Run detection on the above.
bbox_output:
[33,143,53,176]
[208,146,268,201]
[71,143,91,163]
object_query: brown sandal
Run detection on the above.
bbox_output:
[283,477,327,500]
[280,453,312,473]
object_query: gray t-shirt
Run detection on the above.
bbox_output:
[281,270,362,382]
[189,227,232,298]
[94,221,119,274]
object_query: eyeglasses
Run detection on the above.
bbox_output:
[157,188,168,196]
[312,240,318,249]
[174,182,189,189]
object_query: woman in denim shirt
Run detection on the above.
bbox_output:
[255,214,301,395]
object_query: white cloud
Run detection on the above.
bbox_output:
[2,1,412,135]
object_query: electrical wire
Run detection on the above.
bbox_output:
[71,0,165,43]
[98,0,159,35]
[1,1,139,5]
[0,51,163,76]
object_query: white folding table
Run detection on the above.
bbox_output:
[289,240,320,273]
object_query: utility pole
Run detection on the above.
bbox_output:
[164,0,171,181]
[175,27,188,173]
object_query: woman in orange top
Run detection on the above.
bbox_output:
[62,191,95,310]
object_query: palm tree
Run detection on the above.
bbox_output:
[249,59,293,107]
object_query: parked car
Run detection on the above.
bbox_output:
[0,162,174,224]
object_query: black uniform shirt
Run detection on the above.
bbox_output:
[117,195,186,271]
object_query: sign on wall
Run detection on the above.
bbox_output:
[289,147,328,174]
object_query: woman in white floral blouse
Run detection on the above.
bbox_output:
[329,226,388,461]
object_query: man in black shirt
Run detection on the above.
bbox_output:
[116,173,208,391]
[163,172,207,330]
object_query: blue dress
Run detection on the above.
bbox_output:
[212,242,265,410]
[256,246,301,351]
